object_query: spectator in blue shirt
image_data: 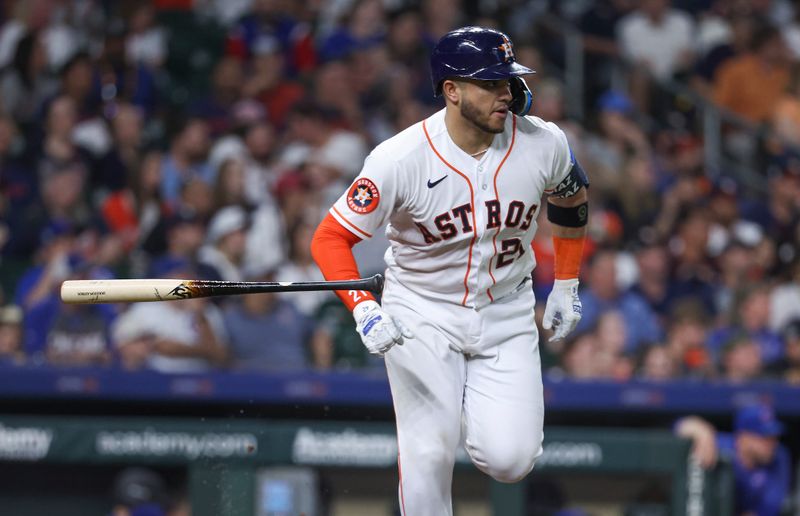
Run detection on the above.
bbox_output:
[222,268,327,370]
[676,403,791,516]
[15,223,116,362]
[160,117,214,207]
[575,248,662,351]
[707,284,784,367]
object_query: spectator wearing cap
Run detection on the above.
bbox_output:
[112,259,228,372]
[198,205,249,282]
[14,222,116,362]
[580,90,650,196]
[318,0,386,62]
[676,404,791,516]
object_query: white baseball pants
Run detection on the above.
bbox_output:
[382,276,544,516]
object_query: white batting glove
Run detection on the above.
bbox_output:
[353,300,414,355]
[542,278,582,342]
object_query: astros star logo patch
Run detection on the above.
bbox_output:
[347,178,380,214]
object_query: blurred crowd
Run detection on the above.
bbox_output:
[0,0,798,383]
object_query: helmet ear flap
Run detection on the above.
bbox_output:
[509,76,533,116]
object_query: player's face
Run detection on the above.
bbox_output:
[457,78,513,134]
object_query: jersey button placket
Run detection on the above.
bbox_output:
[473,160,491,302]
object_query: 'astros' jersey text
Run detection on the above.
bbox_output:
[331,108,574,309]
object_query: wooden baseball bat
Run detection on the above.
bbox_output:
[60,274,384,304]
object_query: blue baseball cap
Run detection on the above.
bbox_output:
[735,404,784,437]
[597,90,634,114]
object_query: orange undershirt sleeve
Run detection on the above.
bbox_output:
[552,235,585,280]
[311,213,376,311]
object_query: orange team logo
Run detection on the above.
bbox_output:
[347,178,380,214]
[498,35,514,62]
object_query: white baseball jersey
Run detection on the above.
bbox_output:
[331,108,574,309]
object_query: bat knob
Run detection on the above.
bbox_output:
[370,274,385,294]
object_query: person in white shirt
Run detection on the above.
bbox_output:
[617,0,696,82]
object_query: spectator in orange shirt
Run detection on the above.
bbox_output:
[713,24,791,123]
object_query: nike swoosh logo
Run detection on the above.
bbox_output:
[427,176,447,188]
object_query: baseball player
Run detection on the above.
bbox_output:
[311,27,589,515]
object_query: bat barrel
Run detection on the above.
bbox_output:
[60,279,191,304]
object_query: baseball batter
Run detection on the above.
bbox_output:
[311,27,589,515]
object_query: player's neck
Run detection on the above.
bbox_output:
[444,108,494,159]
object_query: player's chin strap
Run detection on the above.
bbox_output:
[509,76,533,116]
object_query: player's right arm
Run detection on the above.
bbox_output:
[310,151,413,356]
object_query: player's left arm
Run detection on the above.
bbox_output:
[541,148,589,342]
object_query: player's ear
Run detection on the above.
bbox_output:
[442,79,461,105]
